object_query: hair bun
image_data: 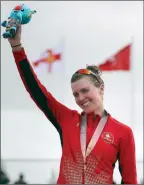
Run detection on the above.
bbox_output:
[86,65,102,76]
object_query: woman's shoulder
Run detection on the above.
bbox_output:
[108,113,133,134]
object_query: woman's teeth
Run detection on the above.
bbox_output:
[83,101,91,107]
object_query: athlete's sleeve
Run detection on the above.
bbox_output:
[118,126,138,184]
[12,48,77,127]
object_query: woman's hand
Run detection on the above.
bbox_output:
[7,24,22,51]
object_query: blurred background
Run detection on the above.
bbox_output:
[1,1,143,184]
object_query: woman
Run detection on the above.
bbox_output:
[6,25,137,184]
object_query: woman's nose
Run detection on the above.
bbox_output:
[78,94,85,102]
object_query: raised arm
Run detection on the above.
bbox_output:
[7,26,77,130]
[118,126,138,184]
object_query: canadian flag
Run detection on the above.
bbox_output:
[32,40,65,74]
[98,44,131,71]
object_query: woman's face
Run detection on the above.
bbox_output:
[71,76,104,114]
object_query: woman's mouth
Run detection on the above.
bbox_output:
[82,101,91,107]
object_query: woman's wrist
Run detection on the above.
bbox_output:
[11,43,21,47]
[11,43,23,52]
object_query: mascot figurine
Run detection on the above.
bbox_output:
[1,4,36,38]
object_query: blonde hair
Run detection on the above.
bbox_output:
[71,65,104,87]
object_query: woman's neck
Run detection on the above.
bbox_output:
[94,106,104,117]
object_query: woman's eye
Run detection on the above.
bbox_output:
[74,94,78,98]
[82,89,88,93]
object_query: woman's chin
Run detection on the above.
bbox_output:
[82,107,94,114]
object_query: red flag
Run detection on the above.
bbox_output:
[98,44,131,71]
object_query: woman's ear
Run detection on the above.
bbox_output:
[100,84,104,95]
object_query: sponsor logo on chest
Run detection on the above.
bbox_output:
[102,132,114,144]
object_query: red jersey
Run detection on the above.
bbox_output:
[12,48,137,184]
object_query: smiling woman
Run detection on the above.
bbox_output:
[71,66,104,116]
[4,18,138,184]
